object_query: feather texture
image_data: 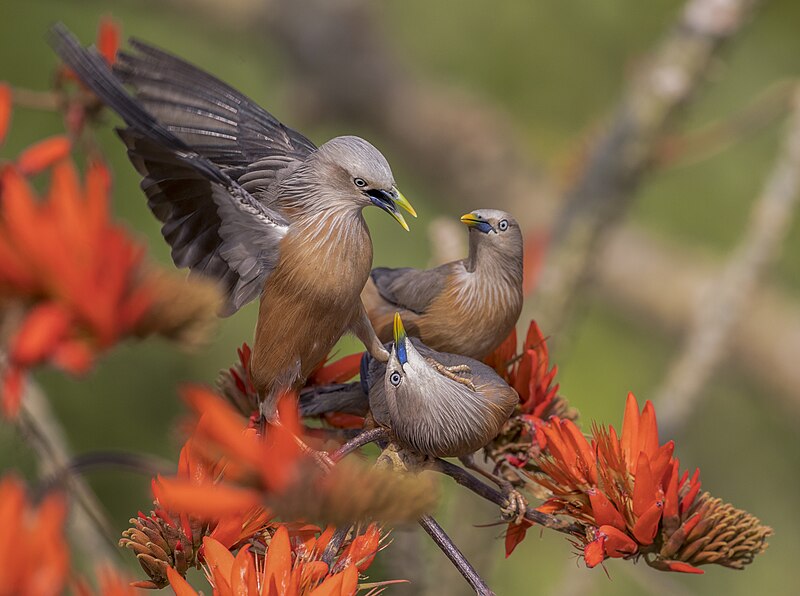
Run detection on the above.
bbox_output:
[50,25,289,316]
[363,210,523,359]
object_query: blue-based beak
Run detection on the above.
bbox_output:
[460,212,493,234]
[367,188,416,231]
[393,312,408,367]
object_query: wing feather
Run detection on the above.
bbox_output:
[370,265,453,314]
[50,25,289,316]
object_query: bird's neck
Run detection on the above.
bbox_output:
[465,237,522,287]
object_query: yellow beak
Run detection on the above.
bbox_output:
[460,212,482,227]
[393,312,407,345]
[394,188,417,219]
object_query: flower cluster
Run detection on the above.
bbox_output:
[484,320,577,472]
[0,105,219,418]
[167,524,391,596]
[120,430,275,588]
[521,393,772,572]
[120,385,429,592]
[0,473,139,595]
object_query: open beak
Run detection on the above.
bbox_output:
[393,312,408,366]
[393,187,417,218]
[460,212,493,234]
[368,188,415,231]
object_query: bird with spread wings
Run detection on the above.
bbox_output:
[50,25,416,416]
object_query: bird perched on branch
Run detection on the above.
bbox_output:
[362,209,523,360]
[51,26,416,416]
[302,314,518,455]
[373,313,518,458]
[300,313,524,515]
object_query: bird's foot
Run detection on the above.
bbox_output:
[500,486,528,525]
[426,359,475,390]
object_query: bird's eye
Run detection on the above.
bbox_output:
[498,219,509,231]
[389,371,402,386]
[354,177,367,188]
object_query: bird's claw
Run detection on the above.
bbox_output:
[426,359,475,390]
[500,488,528,525]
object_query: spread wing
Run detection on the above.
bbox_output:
[50,25,289,315]
[113,38,317,200]
[370,265,452,315]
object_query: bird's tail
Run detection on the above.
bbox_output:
[298,382,370,417]
[48,24,226,185]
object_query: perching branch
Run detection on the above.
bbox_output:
[429,458,582,536]
[654,85,800,436]
[330,427,389,462]
[417,514,495,596]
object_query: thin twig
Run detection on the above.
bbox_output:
[321,525,350,567]
[430,458,582,536]
[654,79,795,169]
[11,86,61,111]
[655,85,800,436]
[330,427,389,462]
[417,514,495,596]
[40,450,174,496]
[14,378,119,562]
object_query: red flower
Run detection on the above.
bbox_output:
[0,160,149,415]
[485,320,568,421]
[167,523,391,596]
[0,474,69,595]
[15,136,72,175]
[0,83,11,146]
[525,393,772,572]
[121,429,275,589]
[484,320,576,473]
[307,352,362,386]
[219,344,365,428]
[0,156,219,417]
[154,387,302,514]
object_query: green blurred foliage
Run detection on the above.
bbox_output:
[1,0,798,594]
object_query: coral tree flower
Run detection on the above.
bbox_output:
[0,157,219,417]
[0,475,69,596]
[166,524,384,596]
[484,320,577,472]
[526,393,772,572]
[120,425,275,589]
[219,343,364,428]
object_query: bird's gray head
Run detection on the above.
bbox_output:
[313,136,416,230]
[386,312,425,399]
[385,313,467,403]
[459,209,523,267]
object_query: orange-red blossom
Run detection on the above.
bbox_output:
[0,159,153,416]
[167,523,383,596]
[0,475,69,596]
[512,393,771,573]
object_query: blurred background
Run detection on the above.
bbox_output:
[1,0,799,594]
